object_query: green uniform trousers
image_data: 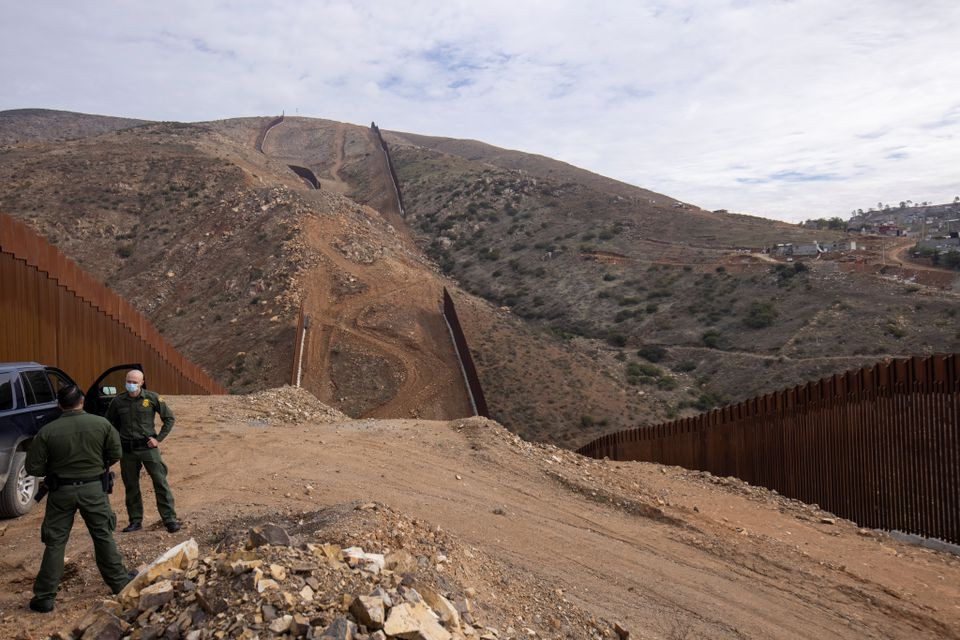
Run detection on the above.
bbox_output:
[33,482,129,606]
[120,448,177,524]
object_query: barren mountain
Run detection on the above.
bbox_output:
[0,108,146,144]
[382,129,960,433]
[1,109,959,447]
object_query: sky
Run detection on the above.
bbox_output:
[1,0,958,222]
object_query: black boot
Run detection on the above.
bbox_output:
[29,598,54,613]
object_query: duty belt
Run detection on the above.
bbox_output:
[57,475,102,486]
[121,437,152,452]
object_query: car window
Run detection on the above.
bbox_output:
[96,369,130,402]
[20,370,55,405]
[46,370,72,395]
[0,374,12,411]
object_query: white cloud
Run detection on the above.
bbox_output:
[1,0,958,221]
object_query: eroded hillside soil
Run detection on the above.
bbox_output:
[1,392,957,639]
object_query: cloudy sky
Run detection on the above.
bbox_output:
[2,1,958,222]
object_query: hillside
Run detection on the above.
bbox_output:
[0,108,146,144]
[1,393,958,639]
[2,109,959,447]
[382,130,960,433]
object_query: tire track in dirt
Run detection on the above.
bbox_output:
[298,218,473,419]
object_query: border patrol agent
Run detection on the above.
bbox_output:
[26,385,133,613]
[104,369,181,533]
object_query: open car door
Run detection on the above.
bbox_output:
[84,363,142,417]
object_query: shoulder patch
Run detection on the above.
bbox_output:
[142,398,150,408]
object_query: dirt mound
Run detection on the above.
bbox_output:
[65,503,613,640]
[207,386,347,426]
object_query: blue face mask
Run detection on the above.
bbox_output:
[125,382,140,394]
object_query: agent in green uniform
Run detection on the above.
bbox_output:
[104,369,181,533]
[26,385,133,613]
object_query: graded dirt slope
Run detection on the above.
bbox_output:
[1,393,957,639]
[0,113,474,419]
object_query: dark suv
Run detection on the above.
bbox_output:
[0,362,140,518]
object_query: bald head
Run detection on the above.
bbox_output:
[125,369,144,397]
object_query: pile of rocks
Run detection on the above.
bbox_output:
[55,519,498,640]
[210,387,347,426]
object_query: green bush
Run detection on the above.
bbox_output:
[607,333,628,348]
[884,321,907,339]
[672,360,697,372]
[637,345,667,362]
[116,244,133,258]
[690,391,725,411]
[656,376,678,390]
[628,362,662,377]
[743,301,778,329]
[702,330,723,348]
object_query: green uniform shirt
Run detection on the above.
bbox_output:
[105,389,175,442]
[25,410,121,478]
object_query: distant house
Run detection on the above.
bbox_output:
[772,242,823,256]
[878,223,905,236]
[792,242,822,256]
[917,237,960,252]
[820,240,857,252]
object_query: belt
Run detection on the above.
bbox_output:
[121,437,152,452]
[57,475,102,486]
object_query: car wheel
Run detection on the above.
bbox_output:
[0,452,37,518]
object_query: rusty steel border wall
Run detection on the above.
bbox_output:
[0,213,225,394]
[370,122,405,216]
[441,288,489,417]
[577,354,960,544]
[289,303,307,387]
[255,115,284,154]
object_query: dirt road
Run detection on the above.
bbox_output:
[2,393,958,639]
[888,238,958,274]
[298,212,474,420]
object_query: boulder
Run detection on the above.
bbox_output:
[349,594,385,629]
[291,613,311,637]
[138,580,174,611]
[614,621,631,639]
[385,549,418,574]
[118,539,199,607]
[269,615,293,633]
[419,588,461,629]
[269,563,287,580]
[80,612,128,640]
[248,523,292,547]
[196,590,228,615]
[74,599,123,635]
[384,602,452,640]
[343,547,385,574]
[318,617,358,639]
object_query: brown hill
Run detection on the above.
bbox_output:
[2,110,959,448]
[380,129,960,441]
[0,108,146,144]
